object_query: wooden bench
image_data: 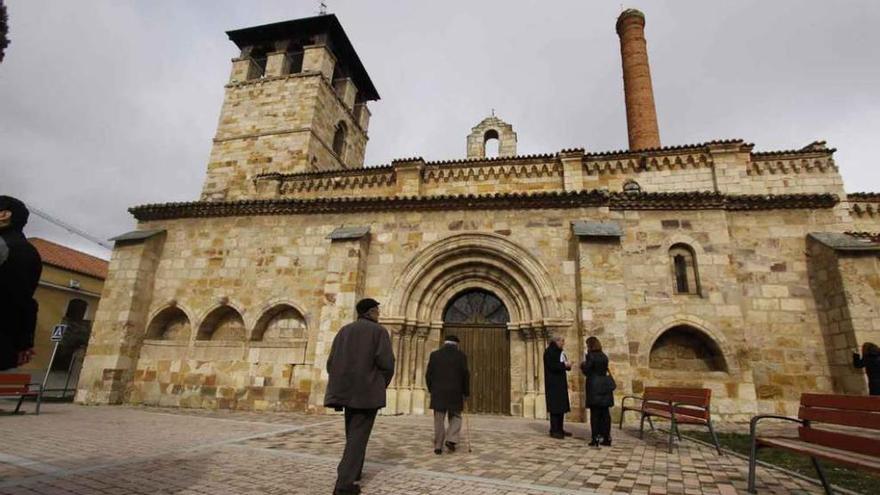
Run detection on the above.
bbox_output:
[748,393,880,494]
[619,386,720,454]
[0,374,43,415]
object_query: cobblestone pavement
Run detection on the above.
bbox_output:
[0,402,824,494]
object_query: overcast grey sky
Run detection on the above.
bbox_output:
[2,1,879,259]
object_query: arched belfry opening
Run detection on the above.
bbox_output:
[466,115,517,159]
[384,233,571,418]
[442,289,511,414]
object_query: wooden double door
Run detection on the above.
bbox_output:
[443,324,510,414]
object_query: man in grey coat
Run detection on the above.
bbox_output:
[425,335,469,455]
[324,298,395,495]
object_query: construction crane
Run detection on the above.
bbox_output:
[28,205,113,250]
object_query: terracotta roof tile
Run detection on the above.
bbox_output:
[129,191,839,221]
[27,238,109,280]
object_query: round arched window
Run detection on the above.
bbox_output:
[443,289,509,324]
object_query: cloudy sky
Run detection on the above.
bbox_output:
[2,0,879,259]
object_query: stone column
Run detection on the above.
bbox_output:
[303,44,337,81]
[396,326,414,413]
[265,51,291,77]
[382,317,404,414]
[354,103,371,132]
[229,57,261,83]
[333,78,358,110]
[517,328,532,418]
[410,326,431,414]
[616,9,661,150]
[308,226,371,412]
[534,328,548,420]
[76,230,166,405]
[572,221,634,423]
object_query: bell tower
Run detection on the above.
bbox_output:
[466,115,517,159]
[201,15,380,201]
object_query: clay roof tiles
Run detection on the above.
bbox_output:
[129,191,839,221]
[28,238,109,280]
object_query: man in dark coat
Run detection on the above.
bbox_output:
[543,335,572,439]
[324,298,395,495]
[425,335,470,454]
[0,196,42,371]
[854,342,880,396]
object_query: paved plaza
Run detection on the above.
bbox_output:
[0,403,825,494]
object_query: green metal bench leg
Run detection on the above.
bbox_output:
[668,416,676,453]
[14,394,25,414]
[707,419,721,455]
[646,415,655,431]
[747,441,759,493]
[639,413,647,439]
[811,457,832,495]
[618,409,626,430]
[34,390,42,415]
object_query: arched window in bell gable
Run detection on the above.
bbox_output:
[332,121,347,158]
[483,129,500,158]
[669,243,700,295]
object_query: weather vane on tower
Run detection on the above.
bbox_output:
[318,1,328,15]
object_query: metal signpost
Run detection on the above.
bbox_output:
[41,323,68,391]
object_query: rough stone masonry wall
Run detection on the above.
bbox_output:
[307,79,368,171]
[124,215,336,411]
[614,209,758,422]
[202,73,367,201]
[746,152,843,195]
[79,194,863,421]
[806,239,863,395]
[728,210,849,416]
[846,196,880,233]
[807,238,880,395]
[76,234,165,405]
[249,146,845,204]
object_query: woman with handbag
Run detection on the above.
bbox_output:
[580,336,615,447]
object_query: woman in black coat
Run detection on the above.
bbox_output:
[580,336,614,446]
[543,335,572,439]
[854,342,880,396]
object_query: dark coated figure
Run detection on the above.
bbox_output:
[0,195,42,371]
[581,336,615,446]
[426,334,470,454]
[854,342,880,396]
[543,334,572,439]
[324,298,395,495]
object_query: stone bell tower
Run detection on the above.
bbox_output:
[201,15,381,201]
[466,115,517,159]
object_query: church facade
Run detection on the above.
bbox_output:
[76,11,880,422]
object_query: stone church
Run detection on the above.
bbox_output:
[77,10,880,422]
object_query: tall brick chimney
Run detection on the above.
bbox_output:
[616,9,661,150]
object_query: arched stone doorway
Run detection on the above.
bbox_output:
[384,233,572,418]
[442,289,510,414]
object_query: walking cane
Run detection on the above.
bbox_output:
[464,411,473,453]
